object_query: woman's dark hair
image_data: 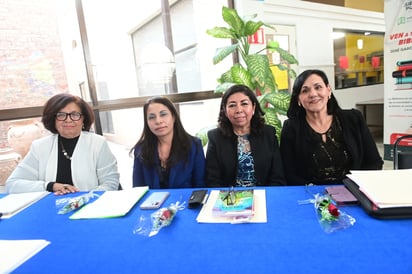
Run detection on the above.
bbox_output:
[130,96,198,167]
[218,84,265,137]
[42,93,94,133]
[287,69,341,119]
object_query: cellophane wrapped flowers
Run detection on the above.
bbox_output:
[299,185,356,233]
[56,191,98,214]
[134,201,185,237]
[314,193,355,233]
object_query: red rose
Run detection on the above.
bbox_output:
[328,204,340,217]
[162,209,171,220]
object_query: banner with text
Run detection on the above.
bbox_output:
[384,0,412,160]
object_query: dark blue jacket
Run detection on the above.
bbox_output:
[132,138,205,188]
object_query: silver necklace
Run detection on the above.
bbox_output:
[60,141,72,160]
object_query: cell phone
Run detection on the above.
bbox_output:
[325,185,359,206]
[188,189,208,209]
[139,192,170,209]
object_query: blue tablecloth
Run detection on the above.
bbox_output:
[1,186,411,274]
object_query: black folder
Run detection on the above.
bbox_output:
[343,178,412,219]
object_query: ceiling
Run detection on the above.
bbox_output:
[302,0,384,12]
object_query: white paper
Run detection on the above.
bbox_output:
[0,239,50,273]
[196,189,267,223]
[70,186,149,219]
[0,191,49,219]
[347,169,412,208]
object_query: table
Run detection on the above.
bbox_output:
[1,186,411,274]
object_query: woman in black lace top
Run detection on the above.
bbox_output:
[280,69,383,185]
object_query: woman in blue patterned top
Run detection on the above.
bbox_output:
[206,85,286,187]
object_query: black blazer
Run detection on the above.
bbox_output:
[280,109,383,185]
[206,125,286,187]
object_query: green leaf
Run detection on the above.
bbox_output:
[230,64,254,88]
[272,47,299,65]
[218,70,234,84]
[262,107,282,140]
[215,82,235,93]
[243,20,264,36]
[196,125,217,146]
[288,69,297,79]
[206,27,236,39]
[222,6,244,37]
[261,91,291,115]
[246,55,276,93]
[212,44,239,65]
[267,40,279,50]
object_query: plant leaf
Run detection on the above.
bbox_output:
[215,82,235,93]
[262,107,282,140]
[246,54,276,93]
[212,44,238,65]
[196,125,217,146]
[206,27,236,39]
[218,70,234,84]
[261,91,291,115]
[272,46,299,65]
[222,6,244,38]
[230,64,254,89]
[243,20,264,36]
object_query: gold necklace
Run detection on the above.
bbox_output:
[60,141,72,160]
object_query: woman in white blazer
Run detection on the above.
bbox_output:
[6,93,120,195]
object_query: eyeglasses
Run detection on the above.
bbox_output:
[55,112,83,121]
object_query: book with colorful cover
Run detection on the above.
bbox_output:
[212,189,254,218]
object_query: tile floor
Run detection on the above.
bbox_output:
[0,138,392,194]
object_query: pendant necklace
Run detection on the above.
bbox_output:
[60,141,72,160]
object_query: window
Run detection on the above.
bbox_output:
[333,29,384,89]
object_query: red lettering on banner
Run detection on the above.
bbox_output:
[390,32,405,40]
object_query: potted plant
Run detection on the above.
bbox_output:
[197,6,298,145]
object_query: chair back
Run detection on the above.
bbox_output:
[393,134,412,169]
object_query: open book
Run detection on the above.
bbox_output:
[0,191,49,219]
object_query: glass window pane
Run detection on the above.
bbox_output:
[333,29,384,89]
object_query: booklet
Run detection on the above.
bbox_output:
[70,186,149,219]
[0,191,49,219]
[212,189,254,218]
[197,189,267,224]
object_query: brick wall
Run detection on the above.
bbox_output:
[0,0,68,148]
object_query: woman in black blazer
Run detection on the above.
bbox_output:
[206,85,286,187]
[280,69,383,185]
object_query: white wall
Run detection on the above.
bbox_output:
[237,0,385,109]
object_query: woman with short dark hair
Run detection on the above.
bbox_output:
[206,84,286,187]
[6,93,120,194]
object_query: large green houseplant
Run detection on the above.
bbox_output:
[197,6,298,145]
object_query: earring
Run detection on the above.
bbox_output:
[298,102,301,107]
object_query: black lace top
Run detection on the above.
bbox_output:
[307,116,351,184]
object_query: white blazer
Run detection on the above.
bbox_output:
[6,131,120,193]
